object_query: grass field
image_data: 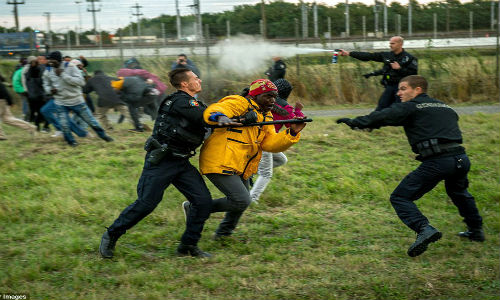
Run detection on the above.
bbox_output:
[1,111,499,300]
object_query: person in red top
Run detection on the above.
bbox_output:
[249,78,305,203]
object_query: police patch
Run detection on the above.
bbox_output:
[189,99,199,107]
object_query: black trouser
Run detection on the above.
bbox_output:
[108,154,212,246]
[205,174,251,236]
[28,95,49,130]
[376,84,400,111]
[390,153,483,233]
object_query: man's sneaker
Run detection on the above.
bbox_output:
[101,135,114,142]
[176,244,212,258]
[99,231,118,259]
[51,131,63,138]
[407,225,442,257]
[84,132,95,138]
[117,114,125,124]
[458,228,485,242]
[128,128,144,133]
[69,141,79,147]
[182,201,191,223]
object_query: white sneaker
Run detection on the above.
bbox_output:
[51,131,62,138]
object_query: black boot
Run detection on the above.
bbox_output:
[458,227,485,242]
[176,244,212,258]
[99,231,119,259]
[407,224,442,257]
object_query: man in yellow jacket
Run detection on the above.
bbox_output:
[198,79,307,239]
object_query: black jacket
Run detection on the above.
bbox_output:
[25,65,46,99]
[153,90,207,153]
[349,93,463,155]
[350,49,418,85]
[83,73,124,107]
[266,60,287,82]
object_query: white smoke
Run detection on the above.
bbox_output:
[214,34,333,74]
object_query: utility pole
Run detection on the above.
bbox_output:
[327,16,331,45]
[161,23,166,46]
[75,1,82,46]
[313,2,318,38]
[131,3,143,43]
[87,0,100,45]
[175,0,181,40]
[408,0,412,37]
[43,12,52,47]
[193,0,202,42]
[491,1,495,30]
[433,13,437,39]
[469,11,473,38]
[295,18,300,76]
[301,2,308,39]
[261,0,267,39]
[396,14,401,35]
[345,0,350,38]
[374,0,379,35]
[226,20,230,40]
[7,0,24,31]
[383,0,387,36]
[446,2,450,33]
[205,24,211,89]
[363,15,366,41]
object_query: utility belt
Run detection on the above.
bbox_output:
[416,139,462,158]
[144,136,195,164]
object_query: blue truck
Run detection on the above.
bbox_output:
[0,32,43,56]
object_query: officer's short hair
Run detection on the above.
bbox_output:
[400,75,427,93]
[169,68,192,89]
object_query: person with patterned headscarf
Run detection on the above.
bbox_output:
[193,79,307,241]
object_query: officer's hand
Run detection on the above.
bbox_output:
[290,117,307,135]
[217,115,242,127]
[336,118,353,127]
[55,68,63,76]
[338,49,350,56]
[363,73,372,79]
[50,88,58,95]
[390,61,401,70]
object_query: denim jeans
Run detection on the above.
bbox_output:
[41,99,87,137]
[55,103,106,144]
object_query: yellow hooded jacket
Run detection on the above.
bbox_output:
[199,95,300,179]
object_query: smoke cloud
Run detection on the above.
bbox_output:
[214,35,332,74]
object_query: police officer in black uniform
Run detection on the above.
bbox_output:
[337,75,484,257]
[99,68,213,258]
[265,56,287,82]
[339,36,418,111]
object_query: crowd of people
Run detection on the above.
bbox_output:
[0,52,186,143]
[0,40,485,260]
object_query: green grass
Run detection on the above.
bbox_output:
[0,112,499,300]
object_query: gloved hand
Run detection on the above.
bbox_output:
[336,118,353,127]
[363,73,374,79]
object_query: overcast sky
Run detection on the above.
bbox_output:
[0,0,466,32]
